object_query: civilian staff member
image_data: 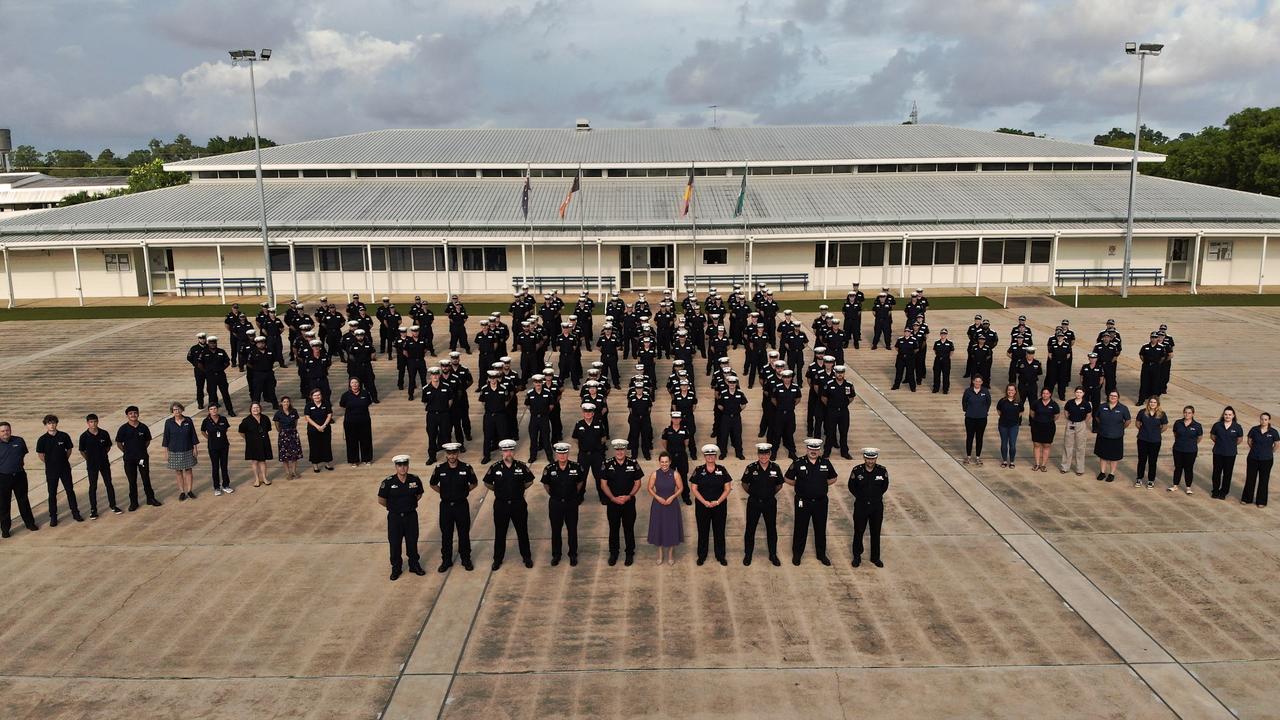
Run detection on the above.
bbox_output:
[0,422,39,537]
[79,413,122,517]
[339,378,374,467]
[304,389,335,473]
[274,396,303,480]
[200,404,233,495]
[996,385,1022,468]
[1169,405,1202,494]
[238,402,274,488]
[1133,397,1168,488]
[36,414,81,526]
[646,451,684,566]
[1209,406,1244,499]
[960,375,991,465]
[1059,387,1093,475]
[1242,412,1278,508]
[162,402,200,501]
[1094,391,1131,484]
[1028,388,1060,472]
[116,406,161,510]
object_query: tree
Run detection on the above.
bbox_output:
[10,145,41,169]
[995,128,1043,137]
[206,134,277,155]
[43,149,94,168]
[57,188,127,207]
[1093,125,1169,152]
[126,158,190,193]
[123,149,153,166]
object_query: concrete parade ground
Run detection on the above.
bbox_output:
[0,302,1277,720]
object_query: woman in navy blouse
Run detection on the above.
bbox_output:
[995,384,1023,468]
[339,377,374,466]
[1242,412,1277,507]
[1209,406,1244,499]
[1169,405,1203,494]
[960,375,991,465]
[1133,397,1168,488]
[1028,388,1060,472]
[162,402,200,501]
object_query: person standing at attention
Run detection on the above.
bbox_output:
[996,385,1022,469]
[646,451,684,565]
[1094,391,1131,484]
[1169,405,1202,494]
[1134,396,1168,489]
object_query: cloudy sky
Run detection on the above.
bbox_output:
[4,0,1277,154]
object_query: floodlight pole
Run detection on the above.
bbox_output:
[232,50,276,307]
[1121,46,1158,299]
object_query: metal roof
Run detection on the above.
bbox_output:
[164,124,1162,170]
[4,171,1277,238]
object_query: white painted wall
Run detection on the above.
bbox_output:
[4,248,141,299]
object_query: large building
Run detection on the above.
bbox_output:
[0,172,128,216]
[1,123,1278,304]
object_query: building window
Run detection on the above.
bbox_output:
[484,247,508,271]
[461,248,485,271]
[412,247,444,271]
[104,252,131,272]
[702,248,728,265]
[909,240,934,266]
[1208,241,1233,261]
[339,246,367,271]
[837,243,860,267]
[860,241,885,267]
[981,239,1004,265]
[934,241,956,264]
[1003,239,1027,264]
[268,248,292,271]
[318,248,341,271]
[1029,239,1052,264]
[388,247,412,271]
[957,240,979,265]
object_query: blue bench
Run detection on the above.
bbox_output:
[178,277,267,296]
[511,276,617,293]
[1055,268,1164,287]
[683,272,810,292]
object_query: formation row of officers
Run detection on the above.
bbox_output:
[378,438,889,579]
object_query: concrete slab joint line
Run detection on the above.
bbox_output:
[843,366,1235,720]
[0,318,152,371]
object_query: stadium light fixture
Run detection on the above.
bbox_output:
[1120,41,1163,299]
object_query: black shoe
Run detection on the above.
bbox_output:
[818,555,831,566]
[481,455,491,464]
[932,388,939,394]
[528,456,539,463]
[409,565,426,576]
[111,506,123,515]
[128,502,139,512]
[524,558,534,568]
[1,529,8,538]
[769,555,781,566]
[717,557,727,566]
[736,453,746,460]
[608,553,619,566]
[1105,474,1115,483]
[791,557,801,566]
[852,556,862,567]
[147,498,163,507]
[390,569,402,581]
[551,555,561,567]
[872,559,884,568]
[840,451,853,460]
[461,558,474,571]
[1096,472,1105,481]
[90,511,99,520]
[696,557,706,566]
[569,556,578,567]
[491,560,502,571]
[188,490,197,499]
[427,456,437,465]
[891,385,899,390]
[624,554,634,567]
[50,518,58,528]
[743,555,752,566]
[179,493,187,502]
[437,561,452,573]
[197,402,205,410]
[72,513,84,522]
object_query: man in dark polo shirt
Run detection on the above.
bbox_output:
[0,421,39,537]
[115,406,161,511]
[36,414,81,526]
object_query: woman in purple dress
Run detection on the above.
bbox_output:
[646,451,684,565]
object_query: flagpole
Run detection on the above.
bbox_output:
[527,162,536,279]
[578,163,585,289]
[742,158,750,288]
[690,161,697,294]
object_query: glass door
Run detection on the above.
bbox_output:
[621,245,675,290]
[1165,237,1190,282]
[149,247,176,294]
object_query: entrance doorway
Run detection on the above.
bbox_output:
[1165,237,1191,282]
[149,247,176,294]
[620,245,675,290]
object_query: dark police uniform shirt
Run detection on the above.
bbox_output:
[894,335,917,357]
[379,473,424,513]
[601,457,644,498]
[1079,363,1104,388]
[541,460,585,498]
[933,339,955,360]
[772,382,803,413]
[690,463,731,500]
[484,460,534,502]
[848,464,890,509]
[36,431,74,473]
[785,456,838,498]
[115,422,152,461]
[662,425,694,460]
[429,462,478,501]
[525,387,555,416]
[741,461,784,499]
[824,379,856,409]
[572,419,607,455]
[716,389,748,416]
[422,382,452,414]
[0,436,29,474]
[1135,410,1168,443]
[78,428,114,466]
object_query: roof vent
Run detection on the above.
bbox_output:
[575,119,591,132]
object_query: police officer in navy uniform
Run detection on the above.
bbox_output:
[849,447,890,568]
[524,374,556,463]
[429,442,478,572]
[769,370,803,461]
[478,370,509,464]
[379,454,426,580]
[187,333,209,408]
[715,376,748,460]
[484,439,535,570]
[1079,352,1105,411]
[601,439,644,566]
[572,403,607,504]
[690,445,732,566]
[1138,331,1168,403]
[421,367,451,464]
[822,366,856,459]
[871,292,893,349]
[785,438,838,565]
[740,442,783,566]
[932,329,955,394]
[202,337,236,416]
[542,442,584,566]
[891,328,918,391]
[843,285,865,349]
